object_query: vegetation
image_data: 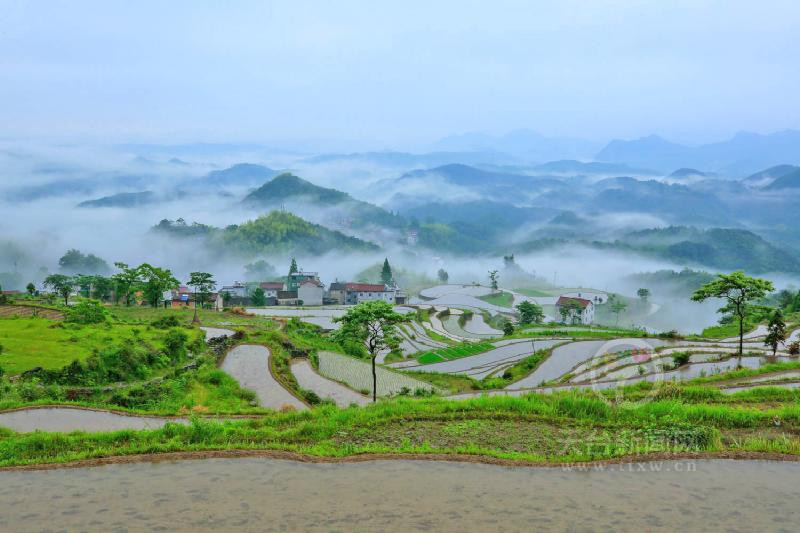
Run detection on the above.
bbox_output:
[10,390,800,468]
[478,291,513,308]
[332,301,408,401]
[416,342,494,364]
[516,300,544,325]
[155,211,379,256]
[380,258,393,285]
[765,309,787,356]
[692,271,774,354]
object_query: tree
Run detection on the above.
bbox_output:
[637,288,650,302]
[222,290,232,307]
[559,299,584,324]
[91,276,114,301]
[138,264,179,308]
[58,249,110,275]
[250,287,266,307]
[332,301,408,402]
[692,271,774,355]
[380,258,393,286]
[503,320,515,336]
[112,262,141,306]
[44,274,74,306]
[488,270,499,291]
[188,272,216,322]
[26,282,36,296]
[437,268,449,283]
[610,300,627,326]
[287,257,299,288]
[764,308,787,357]
[243,260,277,281]
[516,300,544,325]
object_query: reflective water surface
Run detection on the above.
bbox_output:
[1,458,797,532]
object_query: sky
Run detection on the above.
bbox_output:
[1,0,799,148]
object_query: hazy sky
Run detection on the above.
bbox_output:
[1,0,798,148]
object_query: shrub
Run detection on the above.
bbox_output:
[672,352,692,368]
[789,342,800,356]
[303,390,321,404]
[151,315,181,329]
[64,300,107,324]
[164,329,189,359]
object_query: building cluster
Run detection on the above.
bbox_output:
[215,270,406,308]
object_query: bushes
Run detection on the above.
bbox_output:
[64,300,107,324]
[151,315,181,329]
[164,329,188,360]
[672,351,692,368]
[789,342,800,356]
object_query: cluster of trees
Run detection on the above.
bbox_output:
[41,263,215,309]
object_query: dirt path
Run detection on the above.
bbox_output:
[220,345,307,411]
[290,360,369,407]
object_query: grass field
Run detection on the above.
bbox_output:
[477,291,514,308]
[417,342,495,364]
[6,390,800,468]
[0,317,194,374]
[108,305,275,327]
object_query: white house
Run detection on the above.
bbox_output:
[298,279,325,306]
[555,296,595,325]
[344,283,395,305]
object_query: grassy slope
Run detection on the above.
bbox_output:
[477,291,514,308]
[0,317,179,373]
[4,391,800,468]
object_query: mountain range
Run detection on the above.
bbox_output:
[596,130,800,176]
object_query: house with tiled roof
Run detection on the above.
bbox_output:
[555,295,594,325]
[343,282,395,305]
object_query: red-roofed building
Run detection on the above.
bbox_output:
[259,282,285,298]
[555,296,594,325]
[343,283,395,305]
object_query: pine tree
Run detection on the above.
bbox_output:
[380,258,393,286]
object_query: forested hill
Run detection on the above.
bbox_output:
[243,173,404,229]
[153,211,379,256]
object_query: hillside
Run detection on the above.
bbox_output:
[153,211,379,256]
[622,227,800,273]
[220,211,379,255]
[204,163,279,187]
[243,173,350,205]
[77,191,156,208]
[741,164,798,188]
[762,168,800,191]
[243,173,404,230]
[596,130,800,175]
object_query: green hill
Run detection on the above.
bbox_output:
[243,173,404,229]
[153,211,378,256]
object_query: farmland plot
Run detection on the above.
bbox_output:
[317,351,438,396]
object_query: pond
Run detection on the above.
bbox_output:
[0,458,796,531]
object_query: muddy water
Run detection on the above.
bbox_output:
[0,458,797,532]
[0,407,187,433]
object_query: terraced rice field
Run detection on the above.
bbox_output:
[416,342,495,364]
[317,351,437,396]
